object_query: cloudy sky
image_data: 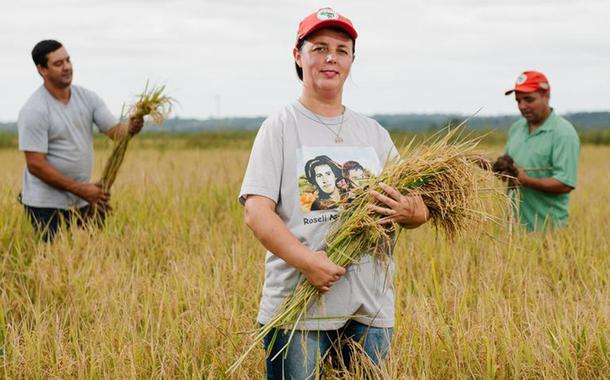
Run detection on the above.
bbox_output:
[1,0,608,121]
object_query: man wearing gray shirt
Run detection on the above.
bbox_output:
[18,40,144,241]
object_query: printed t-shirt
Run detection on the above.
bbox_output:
[18,85,117,209]
[239,101,399,330]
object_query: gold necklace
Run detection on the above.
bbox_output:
[310,107,345,143]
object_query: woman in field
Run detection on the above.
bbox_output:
[239,7,429,379]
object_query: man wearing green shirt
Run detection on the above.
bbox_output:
[503,71,580,232]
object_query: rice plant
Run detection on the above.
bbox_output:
[1,138,608,379]
[86,83,174,223]
[98,82,174,192]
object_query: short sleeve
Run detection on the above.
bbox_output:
[376,123,400,165]
[238,120,284,205]
[551,132,580,188]
[18,108,49,153]
[89,91,117,132]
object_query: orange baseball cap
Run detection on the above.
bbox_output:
[505,71,551,95]
[296,8,358,48]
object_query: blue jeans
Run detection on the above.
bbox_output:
[263,320,392,380]
[23,205,91,242]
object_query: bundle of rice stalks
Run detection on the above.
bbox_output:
[228,126,504,374]
[98,83,173,192]
[86,83,173,224]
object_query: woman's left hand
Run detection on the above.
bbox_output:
[369,182,430,228]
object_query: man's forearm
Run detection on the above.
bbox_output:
[520,176,572,194]
[27,158,84,197]
[105,122,130,141]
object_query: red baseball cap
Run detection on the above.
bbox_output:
[296,8,358,48]
[505,71,551,95]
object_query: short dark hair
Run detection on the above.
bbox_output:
[304,155,343,188]
[294,27,356,81]
[32,40,63,67]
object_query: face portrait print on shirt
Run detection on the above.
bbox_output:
[297,146,381,213]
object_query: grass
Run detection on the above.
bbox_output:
[0,136,609,378]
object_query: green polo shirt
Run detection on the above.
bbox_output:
[504,110,580,232]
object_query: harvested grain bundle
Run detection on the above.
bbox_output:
[88,83,173,223]
[228,127,503,374]
[99,83,174,192]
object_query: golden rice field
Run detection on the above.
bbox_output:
[0,137,609,379]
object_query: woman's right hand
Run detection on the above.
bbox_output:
[301,251,346,293]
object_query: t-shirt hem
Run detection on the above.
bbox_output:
[256,313,394,330]
[21,197,87,210]
[353,316,394,328]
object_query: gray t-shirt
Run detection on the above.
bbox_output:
[18,85,117,209]
[239,102,399,330]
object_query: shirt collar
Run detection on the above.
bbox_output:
[537,109,556,132]
[524,108,555,135]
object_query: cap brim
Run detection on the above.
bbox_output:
[300,20,358,42]
[504,85,539,96]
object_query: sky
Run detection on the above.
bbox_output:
[1,0,608,122]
